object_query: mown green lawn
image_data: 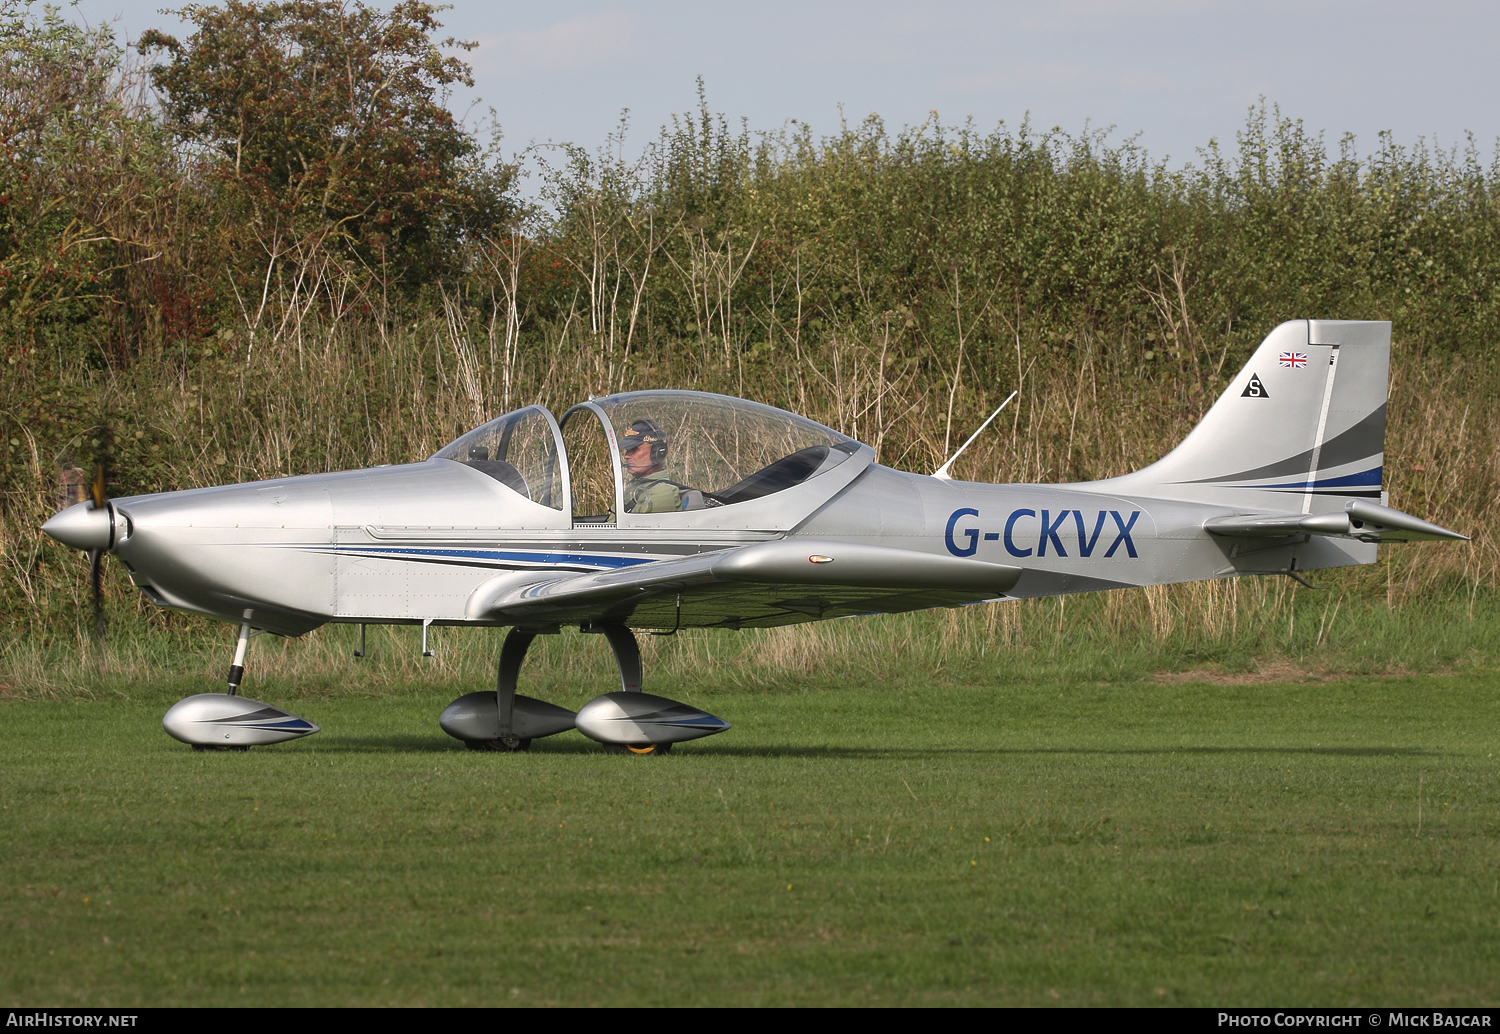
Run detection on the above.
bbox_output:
[3,672,1498,1006]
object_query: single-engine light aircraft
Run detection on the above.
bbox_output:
[42,320,1466,754]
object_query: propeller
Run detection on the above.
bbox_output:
[43,433,114,640]
[89,460,107,640]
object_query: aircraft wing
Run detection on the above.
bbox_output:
[1205,499,1468,543]
[465,539,1024,630]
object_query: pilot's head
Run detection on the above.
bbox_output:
[618,418,667,477]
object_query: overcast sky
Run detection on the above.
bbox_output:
[59,0,1500,175]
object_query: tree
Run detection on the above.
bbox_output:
[0,1,191,365]
[139,1,505,291]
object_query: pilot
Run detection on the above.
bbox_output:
[619,418,694,513]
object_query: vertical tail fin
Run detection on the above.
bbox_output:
[1107,320,1389,511]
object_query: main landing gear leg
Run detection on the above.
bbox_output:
[488,627,535,752]
[597,623,643,693]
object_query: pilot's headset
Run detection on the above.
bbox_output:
[621,418,669,466]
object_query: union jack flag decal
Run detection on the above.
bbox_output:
[1279,351,1308,368]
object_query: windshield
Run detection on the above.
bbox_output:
[431,405,565,510]
[590,391,858,513]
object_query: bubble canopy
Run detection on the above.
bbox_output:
[432,391,861,522]
[431,405,567,510]
[587,391,858,509]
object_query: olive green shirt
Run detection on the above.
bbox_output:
[624,470,684,513]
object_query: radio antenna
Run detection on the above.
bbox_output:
[932,390,1018,481]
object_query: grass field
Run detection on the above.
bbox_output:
[4,618,1499,1007]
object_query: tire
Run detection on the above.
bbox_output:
[465,738,531,752]
[603,742,672,756]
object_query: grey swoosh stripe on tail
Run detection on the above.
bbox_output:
[1179,404,1385,485]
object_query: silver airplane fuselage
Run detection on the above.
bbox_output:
[97,453,1373,638]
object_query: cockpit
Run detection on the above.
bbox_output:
[430,390,864,527]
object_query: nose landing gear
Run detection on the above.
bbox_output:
[162,614,321,749]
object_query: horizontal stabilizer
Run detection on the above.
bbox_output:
[466,539,1023,622]
[1206,500,1467,543]
[1346,499,1469,541]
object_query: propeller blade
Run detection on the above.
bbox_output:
[89,546,106,640]
[90,432,110,640]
